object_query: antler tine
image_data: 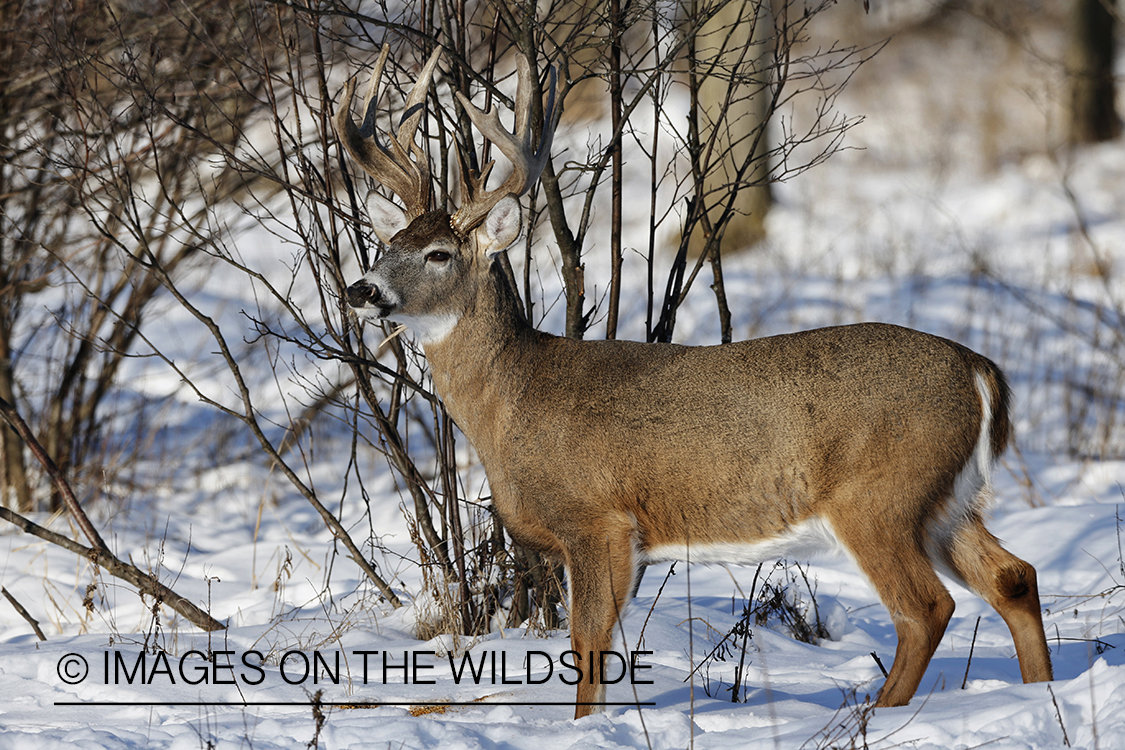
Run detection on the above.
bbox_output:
[335,44,443,222]
[451,54,559,235]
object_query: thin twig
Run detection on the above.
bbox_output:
[377,323,409,351]
[962,616,981,689]
[870,651,889,678]
[1,586,47,641]
[635,562,676,651]
[731,562,764,703]
[1048,684,1071,747]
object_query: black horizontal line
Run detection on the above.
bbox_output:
[54,701,655,708]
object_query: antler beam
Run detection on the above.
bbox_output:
[451,55,558,235]
[334,44,442,222]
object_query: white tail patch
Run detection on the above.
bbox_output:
[929,371,995,568]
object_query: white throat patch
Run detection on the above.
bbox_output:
[392,312,461,346]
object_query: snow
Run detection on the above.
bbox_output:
[4,7,1125,749]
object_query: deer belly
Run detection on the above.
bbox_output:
[639,516,842,565]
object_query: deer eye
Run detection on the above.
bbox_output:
[425,250,452,264]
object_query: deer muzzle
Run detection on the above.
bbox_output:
[346,280,388,319]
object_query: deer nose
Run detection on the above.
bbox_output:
[346,280,382,308]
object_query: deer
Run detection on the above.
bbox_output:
[334,44,1053,720]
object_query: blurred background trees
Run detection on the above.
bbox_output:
[0,0,283,512]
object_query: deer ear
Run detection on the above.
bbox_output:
[479,195,523,258]
[366,191,409,244]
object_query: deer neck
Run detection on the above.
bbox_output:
[420,262,539,452]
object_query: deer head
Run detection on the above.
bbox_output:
[335,44,557,344]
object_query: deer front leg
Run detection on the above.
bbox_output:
[565,520,639,720]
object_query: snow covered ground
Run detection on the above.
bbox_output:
[6,493,1124,748]
[3,7,1125,749]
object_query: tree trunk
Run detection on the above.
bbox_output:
[0,191,32,513]
[1068,0,1120,144]
[690,0,773,254]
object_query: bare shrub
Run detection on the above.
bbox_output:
[1,0,871,640]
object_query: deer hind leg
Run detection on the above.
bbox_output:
[941,513,1053,683]
[564,517,639,720]
[833,516,955,707]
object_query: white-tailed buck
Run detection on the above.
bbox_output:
[336,45,1052,719]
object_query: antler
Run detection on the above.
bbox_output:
[451,54,559,236]
[334,44,442,222]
